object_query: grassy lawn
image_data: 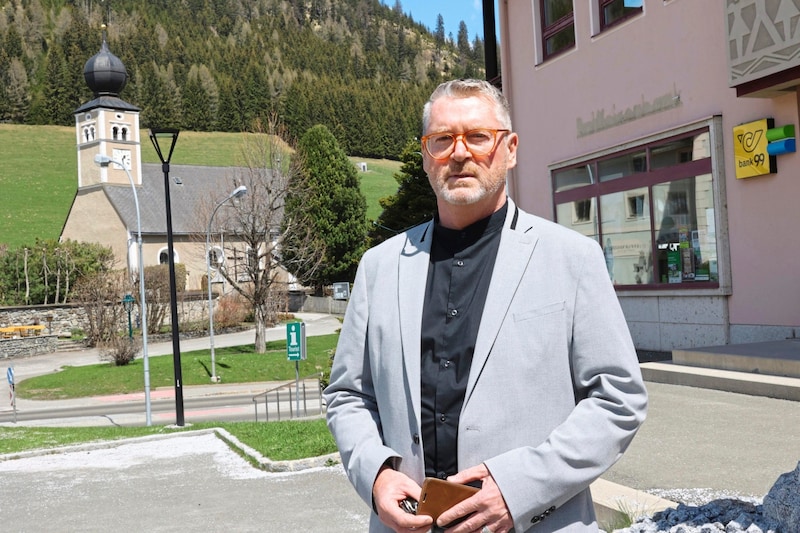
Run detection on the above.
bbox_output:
[16,333,338,400]
[351,157,402,221]
[0,125,78,247]
[0,125,400,248]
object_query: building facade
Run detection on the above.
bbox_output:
[497,0,800,350]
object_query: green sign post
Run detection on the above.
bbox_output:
[286,322,306,361]
[286,322,306,414]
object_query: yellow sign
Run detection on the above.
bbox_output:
[733,118,776,179]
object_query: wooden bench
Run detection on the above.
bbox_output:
[0,325,46,338]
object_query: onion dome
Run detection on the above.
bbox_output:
[83,31,127,97]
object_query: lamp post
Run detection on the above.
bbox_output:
[148,128,185,427]
[122,293,135,339]
[94,153,152,426]
[206,185,247,383]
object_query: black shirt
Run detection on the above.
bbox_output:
[420,202,507,479]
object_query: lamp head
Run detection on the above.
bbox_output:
[231,185,248,199]
[94,153,113,167]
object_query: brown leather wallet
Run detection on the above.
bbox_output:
[416,477,480,524]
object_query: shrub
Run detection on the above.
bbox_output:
[101,336,141,366]
[214,293,248,329]
[72,269,129,347]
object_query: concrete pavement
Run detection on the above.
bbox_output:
[1,313,800,531]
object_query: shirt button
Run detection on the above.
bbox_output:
[449,309,458,317]
[455,259,464,267]
[441,360,451,369]
[412,433,420,444]
[437,471,448,479]
[439,414,447,422]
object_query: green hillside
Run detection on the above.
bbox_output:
[0,125,400,248]
[0,0,487,159]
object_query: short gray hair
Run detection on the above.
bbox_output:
[422,79,512,133]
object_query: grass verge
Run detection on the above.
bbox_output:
[0,419,337,461]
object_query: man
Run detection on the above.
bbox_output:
[324,79,648,533]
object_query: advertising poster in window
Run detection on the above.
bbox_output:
[679,226,695,280]
[667,247,682,283]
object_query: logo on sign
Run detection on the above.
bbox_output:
[286,322,305,361]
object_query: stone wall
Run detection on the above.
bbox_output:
[0,304,85,338]
[0,335,59,359]
[0,299,214,339]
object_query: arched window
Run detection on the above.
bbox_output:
[112,126,119,140]
[158,248,179,265]
[90,126,96,140]
[121,127,128,141]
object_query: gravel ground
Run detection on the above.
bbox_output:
[610,488,779,533]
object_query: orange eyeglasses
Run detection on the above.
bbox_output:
[421,128,510,160]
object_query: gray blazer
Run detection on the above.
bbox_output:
[325,198,648,532]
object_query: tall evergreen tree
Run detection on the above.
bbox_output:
[434,14,445,48]
[369,139,436,246]
[284,124,368,291]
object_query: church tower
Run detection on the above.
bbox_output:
[74,27,142,189]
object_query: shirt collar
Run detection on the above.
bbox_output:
[433,200,508,249]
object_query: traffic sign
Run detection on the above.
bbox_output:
[6,367,13,385]
[286,322,306,361]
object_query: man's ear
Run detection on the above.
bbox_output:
[506,132,519,169]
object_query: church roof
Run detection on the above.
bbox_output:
[74,95,140,114]
[104,163,264,236]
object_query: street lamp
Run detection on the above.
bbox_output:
[94,153,152,426]
[148,128,185,427]
[122,293,135,339]
[206,185,248,383]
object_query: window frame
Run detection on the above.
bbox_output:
[598,0,643,31]
[552,126,720,290]
[540,0,576,60]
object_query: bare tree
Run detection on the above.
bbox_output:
[213,115,323,353]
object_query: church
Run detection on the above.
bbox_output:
[60,34,257,294]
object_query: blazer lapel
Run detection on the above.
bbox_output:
[466,206,538,401]
[398,221,433,422]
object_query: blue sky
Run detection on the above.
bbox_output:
[379,0,486,41]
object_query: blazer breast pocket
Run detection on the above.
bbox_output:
[505,301,569,368]
[512,301,565,323]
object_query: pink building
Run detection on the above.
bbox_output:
[495,1,800,350]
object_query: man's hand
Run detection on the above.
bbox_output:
[373,465,434,533]
[438,464,513,533]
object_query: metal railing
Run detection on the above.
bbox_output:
[252,372,326,422]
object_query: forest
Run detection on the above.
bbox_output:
[0,0,487,159]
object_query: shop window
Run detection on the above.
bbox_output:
[541,0,575,59]
[598,149,646,182]
[554,164,593,192]
[599,0,643,31]
[553,128,718,288]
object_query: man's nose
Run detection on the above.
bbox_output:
[451,136,471,160]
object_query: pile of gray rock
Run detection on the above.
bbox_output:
[613,462,799,533]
